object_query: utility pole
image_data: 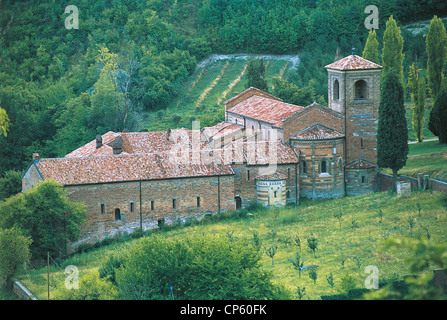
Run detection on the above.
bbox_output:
[47,252,50,300]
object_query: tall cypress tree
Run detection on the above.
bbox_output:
[377,71,409,186]
[426,15,447,100]
[362,29,379,64]
[408,63,426,143]
[428,79,447,144]
[381,16,405,86]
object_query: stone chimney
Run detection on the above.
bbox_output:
[96,134,103,149]
[32,153,40,161]
[112,139,123,155]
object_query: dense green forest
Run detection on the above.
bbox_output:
[0,0,446,176]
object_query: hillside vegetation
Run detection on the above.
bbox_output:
[1,0,445,175]
[17,189,447,300]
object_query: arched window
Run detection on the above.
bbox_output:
[333,79,340,100]
[235,196,242,209]
[115,208,121,220]
[354,80,367,100]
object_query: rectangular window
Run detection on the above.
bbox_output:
[247,169,250,181]
[151,200,154,211]
[100,203,105,215]
[197,196,201,207]
[130,202,134,213]
[173,199,176,209]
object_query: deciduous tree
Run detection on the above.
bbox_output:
[245,58,268,92]
[0,180,87,258]
[0,228,31,287]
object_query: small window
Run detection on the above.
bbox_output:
[286,190,291,198]
[354,80,367,100]
[197,196,201,207]
[359,174,368,184]
[115,208,121,220]
[302,161,307,175]
[360,137,364,149]
[130,202,134,213]
[172,199,177,209]
[235,196,242,209]
[247,169,250,181]
[151,200,154,211]
[100,203,105,215]
[333,79,340,100]
[338,159,343,173]
[288,168,291,178]
[274,190,278,198]
[321,160,327,173]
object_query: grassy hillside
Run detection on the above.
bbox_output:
[139,54,297,131]
[17,189,447,300]
[384,139,447,182]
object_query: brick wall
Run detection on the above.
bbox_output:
[292,138,345,199]
[232,163,299,207]
[345,101,378,165]
[345,167,378,196]
[66,174,234,248]
[378,172,447,192]
[283,105,343,143]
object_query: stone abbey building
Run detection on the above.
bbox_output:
[22,54,382,247]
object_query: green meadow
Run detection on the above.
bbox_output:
[139,55,296,132]
[17,188,447,300]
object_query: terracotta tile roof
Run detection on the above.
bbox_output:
[255,172,288,181]
[325,55,382,71]
[226,95,304,128]
[65,129,209,158]
[290,124,344,140]
[221,138,299,165]
[36,152,234,185]
[202,121,244,142]
[65,131,121,158]
[345,158,377,169]
[224,87,282,108]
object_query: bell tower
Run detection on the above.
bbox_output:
[325,53,382,165]
[325,53,382,196]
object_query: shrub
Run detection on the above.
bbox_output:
[53,272,119,300]
[115,235,290,299]
[0,228,31,287]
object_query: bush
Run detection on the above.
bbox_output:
[0,180,87,258]
[115,235,290,299]
[0,228,31,287]
[53,272,119,300]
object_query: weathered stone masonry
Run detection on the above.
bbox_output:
[21,54,385,248]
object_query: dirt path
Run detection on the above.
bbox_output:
[196,53,300,70]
